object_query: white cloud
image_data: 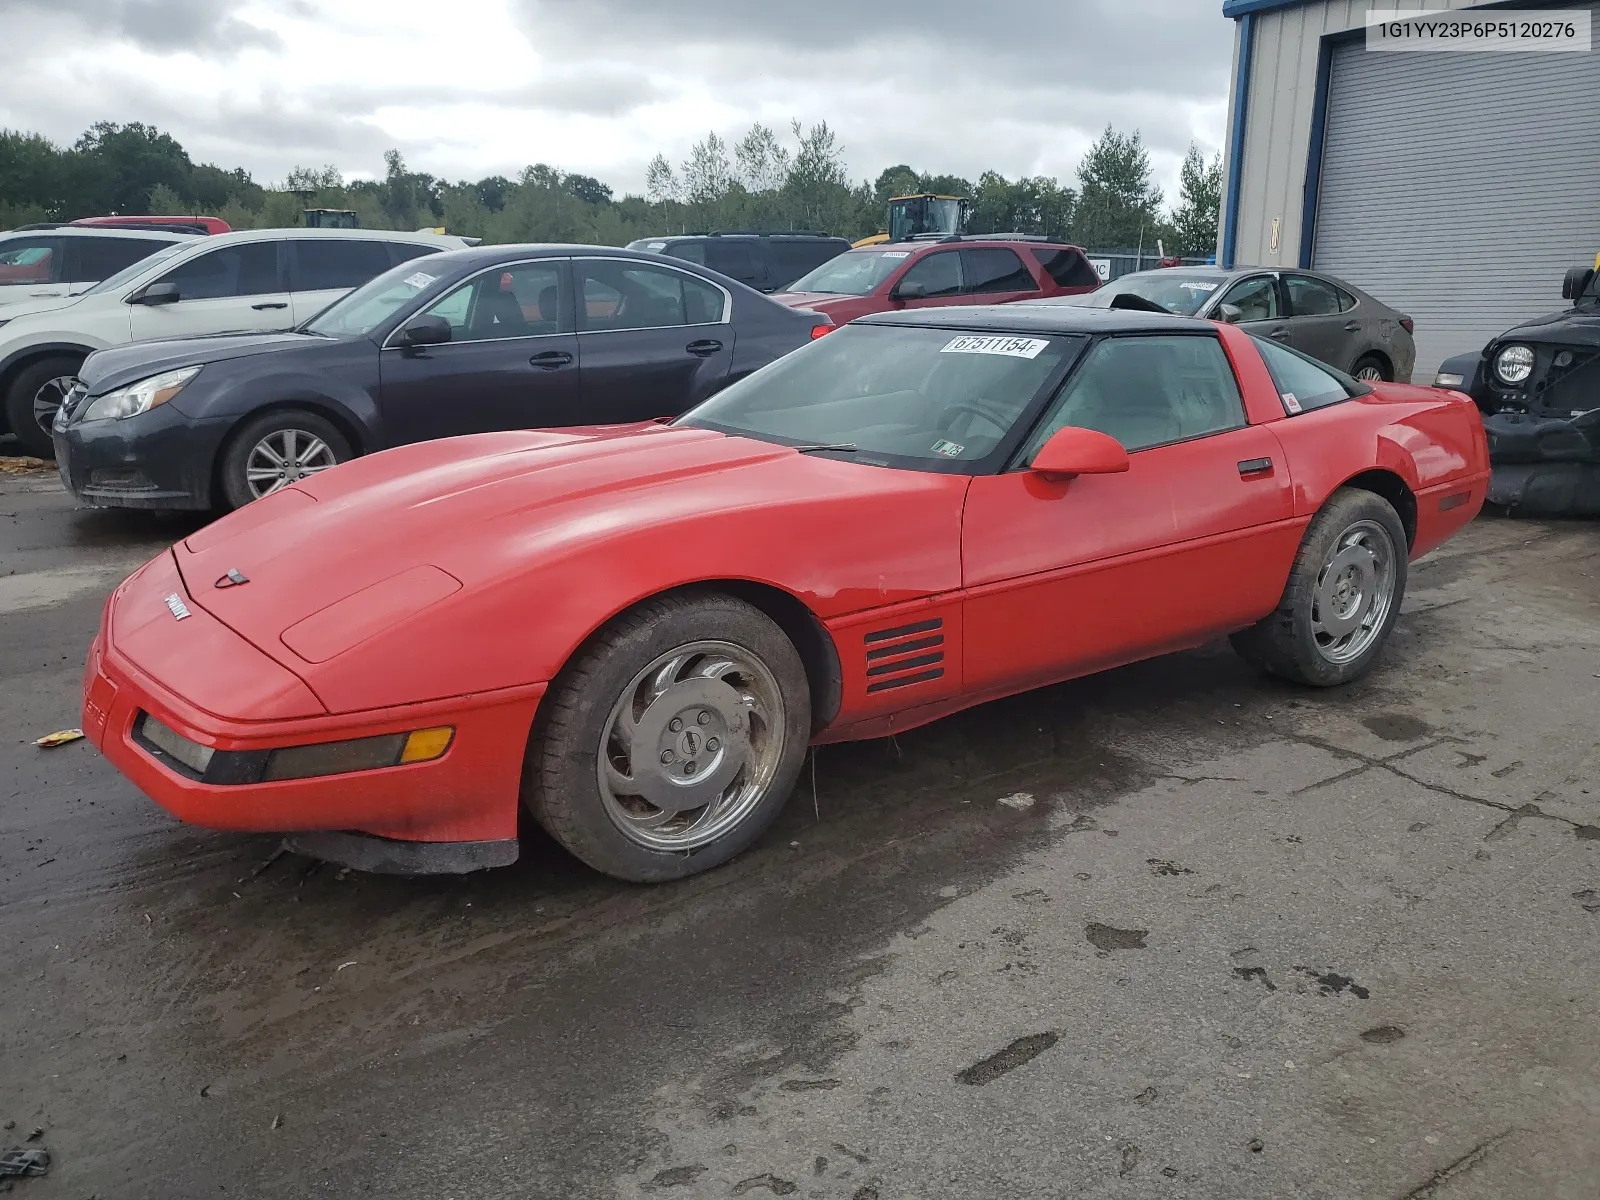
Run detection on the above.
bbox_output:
[0,0,1232,199]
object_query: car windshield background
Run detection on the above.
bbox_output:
[423,262,566,340]
[305,259,449,338]
[1251,335,1364,412]
[0,238,55,283]
[83,240,190,296]
[1087,273,1222,316]
[786,251,909,296]
[677,324,1082,469]
[1017,334,1246,462]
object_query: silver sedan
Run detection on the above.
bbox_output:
[1022,266,1417,384]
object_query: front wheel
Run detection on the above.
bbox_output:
[218,410,351,511]
[525,593,811,882]
[1350,353,1391,383]
[4,355,82,459]
[1231,488,1408,686]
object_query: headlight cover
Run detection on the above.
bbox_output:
[1494,345,1534,385]
[81,365,200,422]
[1433,372,1465,388]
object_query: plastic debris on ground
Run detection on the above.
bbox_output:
[34,729,85,749]
[0,1146,50,1177]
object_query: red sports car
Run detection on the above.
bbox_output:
[82,306,1488,882]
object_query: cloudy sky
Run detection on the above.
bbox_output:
[2,0,1235,203]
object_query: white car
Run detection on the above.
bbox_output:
[0,227,201,310]
[0,226,468,457]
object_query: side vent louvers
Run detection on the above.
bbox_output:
[862,617,945,694]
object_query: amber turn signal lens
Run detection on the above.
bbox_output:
[400,726,454,763]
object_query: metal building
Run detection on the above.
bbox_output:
[1218,0,1600,377]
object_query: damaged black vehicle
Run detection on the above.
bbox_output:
[1434,258,1600,516]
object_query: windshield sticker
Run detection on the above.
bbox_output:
[940,335,1049,359]
[402,271,437,290]
[1282,392,1303,414]
[931,439,965,457]
[1179,281,1220,292]
[880,251,911,259]
[645,241,666,251]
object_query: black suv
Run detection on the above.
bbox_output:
[626,232,851,293]
[1435,259,1600,515]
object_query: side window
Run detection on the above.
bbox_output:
[62,236,174,283]
[389,243,442,266]
[0,237,59,284]
[157,242,281,300]
[1335,286,1357,312]
[1021,335,1246,458]
[576,260,725,331]
[665,241,707,265]
[773,240,842,282]
[1284,273,1344,317]
[703,241,762,286]
[422,261,566,340]
[961,247,1037,294]
[291,239,395,292]
[1217,275,1279,321]
[1029,247,1101,289]
[897,250,961,298]
[1251,337,1355,413]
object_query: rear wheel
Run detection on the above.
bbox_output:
[218,410,351,510]
[4,355,82,459]
[525,592,811,882]
[1231,487,1408,686]
[1350,353,1390,383]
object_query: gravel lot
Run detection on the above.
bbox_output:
[3,464,1598,1199]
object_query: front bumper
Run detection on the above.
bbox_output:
[53,404,232,510]
[84,556,545,860]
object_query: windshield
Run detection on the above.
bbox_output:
[303,260,445,337]
[1062,272,1225,316]
[82,240,191,296]
[677,323,1082,468]
[786,250,911,297]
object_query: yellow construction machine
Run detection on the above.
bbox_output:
[853,193,969,247]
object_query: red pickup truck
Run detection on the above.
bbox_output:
[772,237,1101,324]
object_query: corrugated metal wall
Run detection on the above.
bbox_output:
[1312,13,1600,376]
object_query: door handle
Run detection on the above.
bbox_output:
[686,339,723,357]
[1237,457,1274,477]
[529,350,574,369]
[1268,327,1291,341]
[1343,321,1361,332]
[251,301,288,310]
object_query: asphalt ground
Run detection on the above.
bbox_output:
[2,462,1598,1200]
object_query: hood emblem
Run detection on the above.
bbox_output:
[214,569,250,589]
[164,593,192,621]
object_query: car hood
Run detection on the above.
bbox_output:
[0,292,85,319]
[81,332,335,393]
[1494,304,1600,348]
[170,423,968,712]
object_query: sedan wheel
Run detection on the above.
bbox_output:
[1230,487,1408,686]
[526,592,811,882]
[1351,354,1390,382]
[3,354,83,459]
[32,375,77,436]
[245,428,340,499]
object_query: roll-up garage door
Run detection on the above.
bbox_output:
[1311,8,1600,378]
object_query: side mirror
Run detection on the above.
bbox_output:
[1028,426,1130,480]
[894,280,927,301]
[132,281,180,306]
[1215,302,1243,324]
[1561,266,1594,301]
[395,314,452,348]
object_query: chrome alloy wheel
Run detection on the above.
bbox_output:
[32,375,76,434]
[1311,519,1397,664]
[597,640,788,852]
[1353,364,1384,381]
[245,428,339,498]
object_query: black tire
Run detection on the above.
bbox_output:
[525,591,811,883]
[1231,487,1409,687]
[1350,353,1391,383]
[4,354,82,459]
[218,409,352,511]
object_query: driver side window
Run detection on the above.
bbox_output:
[897,251,962,298]
[1020,334,1245,459]
[1217,275,1279,322]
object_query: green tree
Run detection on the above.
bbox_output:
[1072,125,1163,249]
[1170,144,1223,256]
[71,121,194,215]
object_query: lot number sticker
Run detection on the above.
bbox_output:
[940,335,1049,359]
[402,271,437,290]
[1180,281,1220,292]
